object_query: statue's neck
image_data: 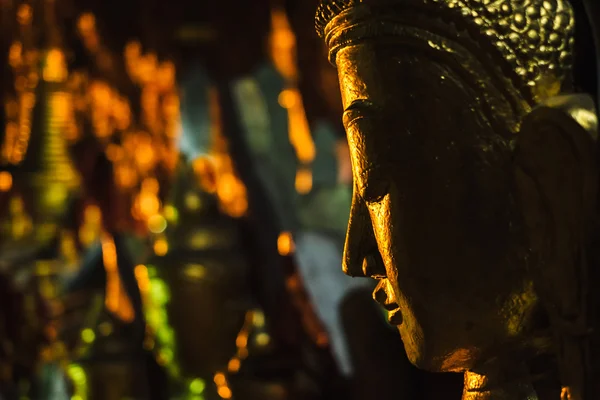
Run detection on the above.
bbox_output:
[463,360,538,400]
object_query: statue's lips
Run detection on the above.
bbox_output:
[387,308,403,325]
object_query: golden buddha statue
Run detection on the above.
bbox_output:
[315,0,599,398]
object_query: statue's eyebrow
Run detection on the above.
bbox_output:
[344,99,378,113]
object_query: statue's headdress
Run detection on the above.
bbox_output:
[316,0,575,95]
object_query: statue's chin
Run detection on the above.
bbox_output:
[397,326,437,371]
[399,326,478,373]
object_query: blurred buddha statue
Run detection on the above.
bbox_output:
[141,156,259,399]
[316,0,600,399]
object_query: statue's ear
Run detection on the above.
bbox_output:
[514,95,599,400]
[514,94,598,252]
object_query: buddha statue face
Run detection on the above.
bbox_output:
[316,0,598,378]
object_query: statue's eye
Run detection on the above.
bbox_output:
[343,108,366,127]
[342,99,378,128]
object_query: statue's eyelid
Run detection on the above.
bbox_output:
[343,100,378,126]
[342,109,365,127]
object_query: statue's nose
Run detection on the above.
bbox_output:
[372,280,397,310]
[343,193,378,277]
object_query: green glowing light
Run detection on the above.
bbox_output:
[157,327,174,343]
[66,364,88,400]
[160,348,174,363]
[148,214,168,234]
[142,266,181,384]
[189,378,205,394]
[150,279,170,304]
[81,328,95,344]
[163,205,179,223]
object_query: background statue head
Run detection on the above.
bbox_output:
[316,0,599,398]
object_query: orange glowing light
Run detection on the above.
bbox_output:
[213,373,226,386]
[77,13,96,35]
[138,193,160,217]
[0,172,13,191]
[157,62,176,92]
[105,144,123,162]
[147,214,167,234]
[16,4,32,25]
[153,238,168,256]
[268,10,316,168]
[277,232,295,256]
[142,178,159,194]
[227,358,241,373]
[277,89,297,109]
[269,9,297,80]
[8,42,22,68]
[115,165,137,189]
[316,332,329,347]
[217,386,232,399]
[561,387,572,400]
[5,100,18,118]
[134,141,156,171]
[206,88,249,218]
[193,156,218,193]
[134,264,151,294]
[235,334,248,349]
[102,235,135,322]
[43,49,68,82]
[295,168,313,194]
[50,92,74,137]
[14,76,26,92]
